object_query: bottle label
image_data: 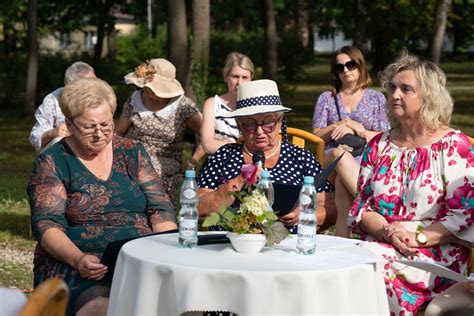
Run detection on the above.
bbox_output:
[299,194,311,206]
[179,219,197,238]
[182,188,197,200]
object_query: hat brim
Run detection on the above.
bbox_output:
[221,105,292,118]
[124,72,184,98]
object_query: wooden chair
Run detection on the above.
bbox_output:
[281,127,325,166]
[19,277,69,316]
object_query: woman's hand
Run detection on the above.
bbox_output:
[383,222,419,256]
[331,123,354,140]
[279,206,301,226]
[76,254,108,280]
[55,123,71,138]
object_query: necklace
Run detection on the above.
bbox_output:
[243,141,281,160]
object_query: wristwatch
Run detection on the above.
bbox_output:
[415,231,428,246]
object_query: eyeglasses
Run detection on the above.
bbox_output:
[240,120,280,133]
[334,60,358,74]
[69,119,114,137]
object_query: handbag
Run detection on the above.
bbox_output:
[332,96,366,156]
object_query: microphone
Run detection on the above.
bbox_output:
[252,150,266,168]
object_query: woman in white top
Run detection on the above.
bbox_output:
[201,52,254,154]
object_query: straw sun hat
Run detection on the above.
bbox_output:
[221,79,291,118]
[124,58,184,98]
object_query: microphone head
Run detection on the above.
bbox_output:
[252,150,265,166]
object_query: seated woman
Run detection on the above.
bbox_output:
[198,79,336,233]
[312,46,389,237]
[201,52,254,154]
[27,78,177,316]
[348,52,473,315]
[115,58,204,205]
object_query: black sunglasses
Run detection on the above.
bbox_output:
[334,60,358,74]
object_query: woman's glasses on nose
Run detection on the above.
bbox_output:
[241,121,279,133]
[69,119,114,137]
[334,60,358,74]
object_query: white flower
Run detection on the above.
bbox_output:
[239,190,270,217]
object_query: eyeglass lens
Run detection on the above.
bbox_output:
[243,121,278,133]
[334,60,358,74]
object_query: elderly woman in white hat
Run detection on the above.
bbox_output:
[116,58,204,205]
[197,79,337,232]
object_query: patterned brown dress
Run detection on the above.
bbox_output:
[27,135,175,315]
[123,91,199,205]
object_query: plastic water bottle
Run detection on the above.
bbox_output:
[257,170,274,210]
[178,170,199,248]
[296,176,317,255]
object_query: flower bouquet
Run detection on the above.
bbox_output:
[202,164,289,252]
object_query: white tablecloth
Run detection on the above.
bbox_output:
[107,233,389,316]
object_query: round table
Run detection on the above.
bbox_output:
[107,233,389,316]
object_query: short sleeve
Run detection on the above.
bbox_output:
[439,133,474,243]
[27,153,69,242]
[312,91,334,129]
[370,91,390,132]
[179,96,199,121]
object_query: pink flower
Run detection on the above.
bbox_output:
[447,181,474,211]
[454,134,474,168]
[241,164,258,185]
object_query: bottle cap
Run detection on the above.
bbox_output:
[185,170,196,178]
[260,170,271,179]
[303,176,314,184]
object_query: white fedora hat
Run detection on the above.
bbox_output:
[221,79,291,118]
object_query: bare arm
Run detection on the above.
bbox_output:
[114,112,131,136]
[186,111,207,166]
[197,176,246,217]
[201,97,233,154]
[313,123,342,143]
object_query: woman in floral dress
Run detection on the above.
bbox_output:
[348,52,473,315]
[312,46,390,237]
[116,58,203,205]
[28,78,177,316]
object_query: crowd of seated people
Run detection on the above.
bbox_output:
[27,51,473,316]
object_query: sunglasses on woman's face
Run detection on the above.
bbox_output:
[334,60,358,74]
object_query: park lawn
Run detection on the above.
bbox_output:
[0,59,473,290]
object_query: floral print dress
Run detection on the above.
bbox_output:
[349,130,473,315]
[27,136,175,314]
[123,91,199,205]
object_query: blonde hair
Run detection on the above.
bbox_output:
[222,52,254,80]
[331,46,371,94]
[59,78,117,119]
[379,52,453,131]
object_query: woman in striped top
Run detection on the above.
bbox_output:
[200,52,254,155]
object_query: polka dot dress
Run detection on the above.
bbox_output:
[198,142,333,192]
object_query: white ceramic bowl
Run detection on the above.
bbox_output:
[227,232,266,254]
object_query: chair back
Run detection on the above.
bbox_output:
[19,277,69,316]
[281,127,325,166]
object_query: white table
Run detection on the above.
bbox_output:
[108,233,389,316]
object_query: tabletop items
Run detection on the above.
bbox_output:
[296,176,318,255]
[178,170,199,248]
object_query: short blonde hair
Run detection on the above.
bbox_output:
[59,78,117,119]
[222,52,254,80]
[379,52,453,131]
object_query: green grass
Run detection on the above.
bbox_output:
[0,59,473,290]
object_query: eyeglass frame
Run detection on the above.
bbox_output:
[334,60,358,74]
[238,119,282,133]
[67,118,114,137]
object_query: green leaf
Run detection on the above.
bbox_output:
[262,221,289,246]
[202,212,220,227]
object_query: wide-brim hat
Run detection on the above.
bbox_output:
[221,79,291,118]
[124,58,184,98]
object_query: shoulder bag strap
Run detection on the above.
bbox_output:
[334,95,342,121]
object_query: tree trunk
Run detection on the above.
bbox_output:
[167,0,189,92]
[24,0,38,116]
[263,0,277,80]
[353,0,369,55]
[430,0,452,64]
[191,0,210,103]
[93,19,105,71]
[107,28,117,63]
[296,0,310,49]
